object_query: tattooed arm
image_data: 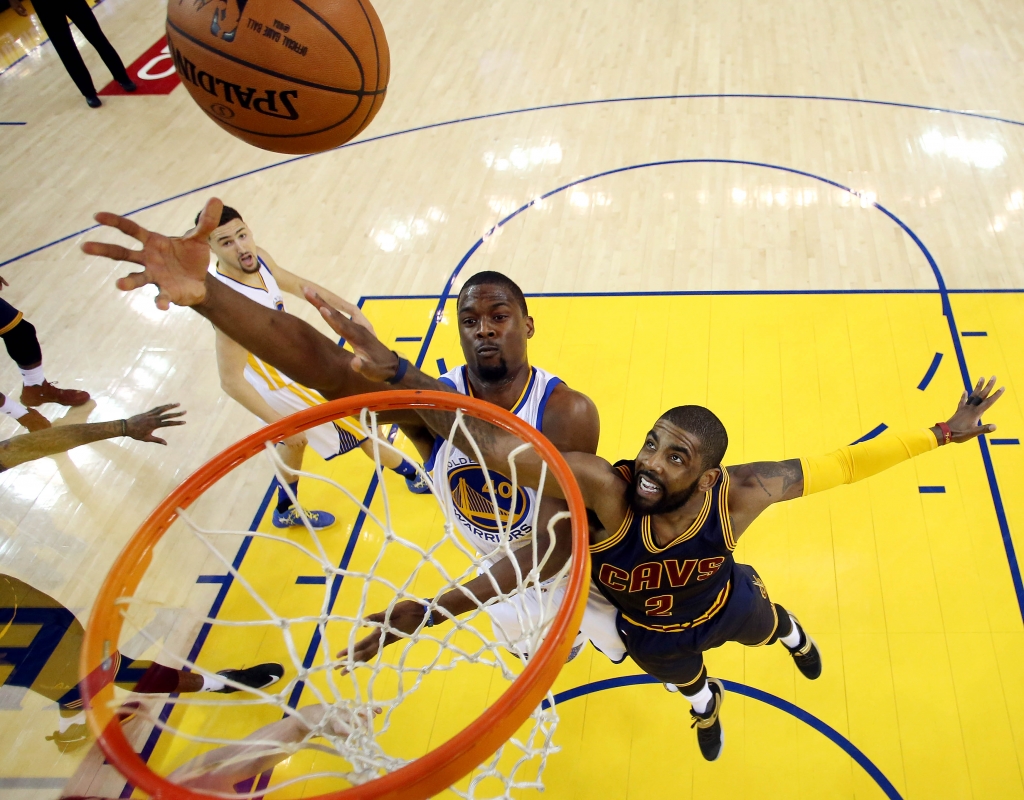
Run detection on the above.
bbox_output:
[725,459,805,535]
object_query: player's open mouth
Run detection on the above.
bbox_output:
[239,253,255,268]
[637,474,661,497]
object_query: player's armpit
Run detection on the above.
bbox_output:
[562,451,631,537]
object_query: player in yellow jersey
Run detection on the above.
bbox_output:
[201,206,429,529]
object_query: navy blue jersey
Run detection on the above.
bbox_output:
[590,460,738,632]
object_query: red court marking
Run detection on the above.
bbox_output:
[99,36,179,96]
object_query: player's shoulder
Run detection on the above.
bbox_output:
[540,383,599,451]
[543,382,597,423]
[255,246,278,270]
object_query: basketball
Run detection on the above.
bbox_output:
[165,0,389,154]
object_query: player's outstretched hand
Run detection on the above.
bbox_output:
[82,198,224,309]
[124,403,187,445]
[305,289,403,382]
[335,600,431,673]
[944,376,1004,443]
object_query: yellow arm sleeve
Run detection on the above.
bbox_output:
[800,428,939,496]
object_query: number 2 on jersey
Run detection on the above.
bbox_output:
[645,594,673,616]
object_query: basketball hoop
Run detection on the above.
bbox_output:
[82,390,589,800]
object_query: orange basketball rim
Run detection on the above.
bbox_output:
[81,390,590,800]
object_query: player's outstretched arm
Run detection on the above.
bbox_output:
[726,377,1005,535]
[83,199,391,402]
[0,404,186,469]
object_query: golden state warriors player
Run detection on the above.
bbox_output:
[278,319,1002,763]
[84,202,627,663]
[396,271,624,662]
[201,205,428,529]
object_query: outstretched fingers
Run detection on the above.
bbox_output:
[93,211,151,244]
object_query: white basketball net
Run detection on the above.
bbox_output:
[106,406,576,799]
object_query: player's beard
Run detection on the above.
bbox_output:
[630,471,700,516]
[477,359,509,382]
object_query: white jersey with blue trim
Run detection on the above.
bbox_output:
[428,364,563,557]
[209,258,296,391]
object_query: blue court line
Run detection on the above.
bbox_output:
[294,575,327,585]
[851,423,889,445]
[395,335,422,342]
[961,331,988,337]
[436,357,448,375]
[195,575,230,584]
[917,353,943,391]
[7,90,1024,270]
[416,157,1024,623]
[545,675,903,800]
[0,122,26,126]
[991,439,1020,446]
[120,480,275,798]
[919,486,947,494]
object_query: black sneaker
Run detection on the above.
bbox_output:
[688,678,725,761]
[215,662,284,693]
[782,615,822,680]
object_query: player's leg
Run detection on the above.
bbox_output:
[0,391,50,431]
[115,658,285,695]
[617,618,726,761]
[355,428,430,494]
[485,588,588,663]
[271,434,336,530]
[731,565,822,679]
[0,306,90,408]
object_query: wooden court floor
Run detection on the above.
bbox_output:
[2,0,1024,798]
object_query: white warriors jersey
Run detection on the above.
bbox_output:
[209,258,304,393]
[428,365,564,556]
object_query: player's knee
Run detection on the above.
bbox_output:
[1,319,42,367]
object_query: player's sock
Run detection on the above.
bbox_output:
[201,674,226,692]
[277,480,299,512]
[19,363,45,387]
[391,458,418,478]
[778,614,802,648]
[0,395,29,419]
[682,680,714,715]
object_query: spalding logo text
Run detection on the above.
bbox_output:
[171,44,299,120]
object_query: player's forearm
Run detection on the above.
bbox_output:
[801,427,941,496]
[0,420,125,468]
[222,377,283,424]
[197,276,378,399]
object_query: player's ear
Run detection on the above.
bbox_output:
[524,315,535,339]
[698,466,721,493]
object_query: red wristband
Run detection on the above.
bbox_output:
[935,421,952,445]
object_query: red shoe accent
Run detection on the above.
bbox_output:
[16,408,51,431]
[20,381,91,407]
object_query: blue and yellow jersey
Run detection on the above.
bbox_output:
[590,461,737,632]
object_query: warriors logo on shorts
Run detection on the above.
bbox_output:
[448,464,532,540]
